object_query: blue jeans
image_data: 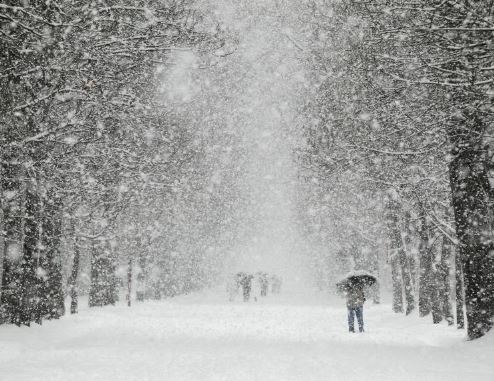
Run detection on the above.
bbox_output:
[348,306,364,332]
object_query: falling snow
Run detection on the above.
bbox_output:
[1,1,494,380]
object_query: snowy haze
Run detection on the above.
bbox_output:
[2,1,494,380]
[165,0,310,283]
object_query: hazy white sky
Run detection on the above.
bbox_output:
[192,0,310,281]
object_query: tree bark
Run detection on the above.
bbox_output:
[89,241,105,307]
[391,254,403,313]
[455,249,465,329]
[449,138,494,339]
[41,192,65,320]
[431,233,444,324]
[18,178,39,326]
[431,247,443,324]
[0,176,4,305]
[0,161,25,324]
[89,239,118,307]
[440,236,454,325]
[370,248,380,304]
[386,194,414,314]
[127,258,132,307]
[402,211,418,295]
[68,223,80,314]
[418,210,433,317]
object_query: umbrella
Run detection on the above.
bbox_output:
[336,270,377,292]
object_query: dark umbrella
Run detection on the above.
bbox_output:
[336,271,377,292]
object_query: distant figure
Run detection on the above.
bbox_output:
[135,273,145,302]
[346,284,365,333]
[252,272,264,302]
[239,273,253,302]
[226,273,241,302]
[271,275,282,294]
[260,273,269,297]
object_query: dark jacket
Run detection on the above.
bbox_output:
[346,286,365,308]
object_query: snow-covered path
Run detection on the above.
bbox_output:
[1,290,493,381]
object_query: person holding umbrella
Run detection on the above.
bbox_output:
[345,282,366,333]
[337,270,377,333]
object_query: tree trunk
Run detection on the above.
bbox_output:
[127,258,132,307]
[371,282,380,304]
[386,194,414,314]
[431,233,444,324]
[0,62,8,319]
[41,192,65,320]
[68,224,80,314]
[0,180,4,305]
[391,255,403,313]
[418,211,433,317]
[137,237,147,300]
[399,248,415,315]
[18,178,40,326]
[89,239,118,307]
[89,241,105,307]
[449,140,494,339]
[370,248,380,304]
[440,236,454,325]
[431,251,443,324]
[402,211,418,296]
[0,161,25,324]
[455,249,465,329]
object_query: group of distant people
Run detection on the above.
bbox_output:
[227,272,282,302]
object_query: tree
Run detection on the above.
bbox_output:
[301,0,493,339]
[0,0,225,325]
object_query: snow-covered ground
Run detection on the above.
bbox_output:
[1,289,493,381]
